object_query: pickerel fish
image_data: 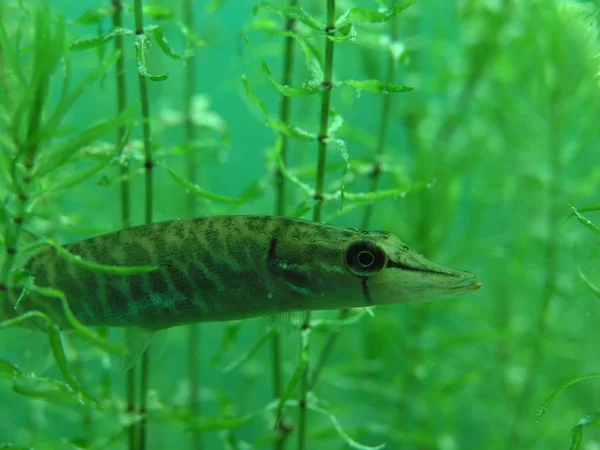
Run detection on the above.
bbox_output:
[0,216,481,331]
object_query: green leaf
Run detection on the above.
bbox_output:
[209,321,245,366]
[327,24,357,43]
[46,128,131,193]
[342,79,413,94]
[0,358,86,408]
[309,403,386,450]
[256,2,325,31]
[73,6,113,25]
[0,313,99,407]
[43,239,157,275]
[36,105,137,178]
[185,400,278,432]
[568,204,600,236]
[5,283,128,355]
[244,35,324,97]
[44,50,125,137]
[328,138,350,208]
[242,75,317,140]
[152,27,183,60]
[206,0,227,13]
[143,5,175,20]
[221,329,276,373]
[537,373,600,422]
[336,0,419,27]
[577,265,600,297]
[134,33,169,81]
[69,28,133,51]
[148,73,169,81]
[275,326,311,425]
[166,167,245,204]
[574,202,600,213]
[570,413,600,450]
[326,181,429,221]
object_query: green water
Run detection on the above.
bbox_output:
[1,0,599,449]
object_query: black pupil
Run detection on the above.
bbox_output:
[346,240,386,276]
[357,251,374,267]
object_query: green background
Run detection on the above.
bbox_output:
[1,0,600,449]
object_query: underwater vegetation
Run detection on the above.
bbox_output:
[1,0,600,449]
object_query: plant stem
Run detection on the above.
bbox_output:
[273,2,297,449]
[298,1,335,449]
[133,0,154,448]
[0,16,47,290]
[507,92,561,449]
[113,0,131,229]
[361,6,397,231]
[309,2,398,390]
[183,1,202,449]
[112,0,135,447]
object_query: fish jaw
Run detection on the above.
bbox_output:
[368,250,482,304]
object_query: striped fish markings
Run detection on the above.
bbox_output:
[1,216,481,331]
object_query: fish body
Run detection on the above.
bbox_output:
[1,216,481,330]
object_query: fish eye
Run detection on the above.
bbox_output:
[345,240,388,276]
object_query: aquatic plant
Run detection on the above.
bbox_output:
[2,0,600,449]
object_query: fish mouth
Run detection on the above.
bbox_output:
[451,273,482,292]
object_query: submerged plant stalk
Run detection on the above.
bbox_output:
[310,5,399,389]
[133,0,155,448]
[299,1,336,448]
[273,1,297,449]
[111,0,135,447]
[508,93,562,449]
[183,0,202,449]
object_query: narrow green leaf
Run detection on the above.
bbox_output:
[70,28,133,51]
[570,413,600,450]
[537,374,600,422]
[185,401,278,432]
[328,138,350,208]
[568,204,600,236]
[327,24,357,43]
[242,75,317,140]
[48,127,130,193]
[143,5,175,20]
[244,35,323,97]
[134,33,169,81]
[576,202,600,213]
[256,2,325,31]
[166,167,244,204]
[343,79,413,94]
[309,403,386,450]
[326,182,427,221]
[45,50,124,135]
[209,321,245,366]
[4,286,126,355]
[37,105,136,178]
[206,0,227,13]
[149,73,169,81]
[577,266,600,297]
[152,27,183,60]
[336,0,419,27]
[0,357,85,407]
[73,6,113,25]
[0,312,98,407]
[311,309,367,330]
[47,156,113,193]
[44,240,157,275]
[222,329,276,373]
[275,327,311,425]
